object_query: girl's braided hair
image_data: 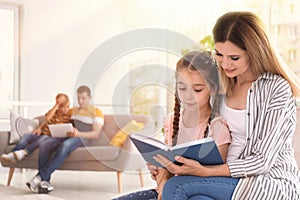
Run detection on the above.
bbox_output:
[171,51,221,146]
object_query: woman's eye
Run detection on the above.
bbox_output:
[178,87,186,91]
[194,89,203,92]
[215,52,222,56]
[231,56,240,61]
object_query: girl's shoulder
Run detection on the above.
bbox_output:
[210,116,228,127]
[163,112,174,132]
[209,116,231,146]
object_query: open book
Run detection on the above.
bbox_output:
[48,123,73,138]
[130,135,224,168]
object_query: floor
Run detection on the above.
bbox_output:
[0,167,156,200]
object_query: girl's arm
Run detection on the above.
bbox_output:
[218,143,229,163]
[156,168,174,200]
[153,154,231,177]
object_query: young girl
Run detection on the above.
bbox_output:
[112,51,231,200]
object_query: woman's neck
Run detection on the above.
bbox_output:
[235,68,258,86]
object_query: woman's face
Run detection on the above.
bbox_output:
[177,68,211,111]
[214,41,251,78]
[57,102,70,115]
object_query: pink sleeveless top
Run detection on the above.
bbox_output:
[163,111,231,147]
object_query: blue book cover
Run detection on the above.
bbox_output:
[130,135,224,168]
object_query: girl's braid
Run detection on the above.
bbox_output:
[171,92,181,146]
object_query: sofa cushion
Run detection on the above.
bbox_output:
[91,114,151,146]
[5,145,120,162]
[9,112,39,144]
[110,120,144,147]
[78,146,120,161]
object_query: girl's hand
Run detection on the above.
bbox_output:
[146,163,159,181]
[153,154,207,176]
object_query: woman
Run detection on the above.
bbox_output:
[155,11,300,200]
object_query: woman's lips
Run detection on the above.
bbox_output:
[224,68,236,74]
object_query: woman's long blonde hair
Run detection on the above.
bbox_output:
[213,11,300,97]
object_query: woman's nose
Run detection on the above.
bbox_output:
[221,57,231,69]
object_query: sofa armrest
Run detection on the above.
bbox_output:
[100,137,146,172]
[0,131,10,155]
[113,115,157,171]
[118,136,147,171]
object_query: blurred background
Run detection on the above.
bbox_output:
[0,0,299,129]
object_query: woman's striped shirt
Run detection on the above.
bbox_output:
[228,73,300,199]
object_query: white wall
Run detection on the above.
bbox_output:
[16,0,223,116]
[20,0,123,109]
[14,0,275,117]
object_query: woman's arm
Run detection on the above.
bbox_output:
[45,95,66,121]
[228,80,296,178]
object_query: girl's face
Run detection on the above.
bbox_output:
[214,41,252,78]
[177,68,211,111]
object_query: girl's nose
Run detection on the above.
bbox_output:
[186,89,195,99]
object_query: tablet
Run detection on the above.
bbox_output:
[48,123,73,138]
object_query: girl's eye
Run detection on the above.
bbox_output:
[231,56,240,61]
[178,87,186,91]
[194,89,203,92]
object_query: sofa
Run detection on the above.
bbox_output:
[0,114,154,193]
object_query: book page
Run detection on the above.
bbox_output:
[170,137,213,150]
[130,134,169,150]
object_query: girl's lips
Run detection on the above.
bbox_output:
[184,102,197,106]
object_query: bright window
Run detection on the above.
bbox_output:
[0,4,19,118]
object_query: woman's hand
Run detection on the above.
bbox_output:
[56,95,66,106]
[153,154,207,176]
[32,127,42,135]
